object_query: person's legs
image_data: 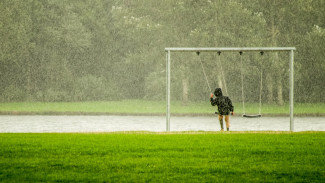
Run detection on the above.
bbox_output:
[218,115,224,131]
[225,115,230,131]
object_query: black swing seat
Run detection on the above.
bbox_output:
[242,114,262,118]
[214,112,232,115]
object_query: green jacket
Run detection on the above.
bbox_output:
[210,88,234,115]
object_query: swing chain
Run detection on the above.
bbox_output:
[197,52,212,93]
[240,52,245,115]
[217,52,228,96]
[259,52,264,115]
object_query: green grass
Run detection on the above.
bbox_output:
[0,100,324,115]
[0,100,164,115]
[0,132,324,182]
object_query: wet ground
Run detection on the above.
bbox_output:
[0,115,324,132]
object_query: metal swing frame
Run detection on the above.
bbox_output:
[165,47,296,132]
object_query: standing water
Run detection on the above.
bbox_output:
[0,115,324,133]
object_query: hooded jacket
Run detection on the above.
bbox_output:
[210,88,234,115]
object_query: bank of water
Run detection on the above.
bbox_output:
[0,115,324,132]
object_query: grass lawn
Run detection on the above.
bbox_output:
[0,100,324,115]
[0,132,324,182]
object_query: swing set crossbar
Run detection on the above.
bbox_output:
[165,47,296,52]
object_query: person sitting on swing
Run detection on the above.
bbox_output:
[210,88,234,131]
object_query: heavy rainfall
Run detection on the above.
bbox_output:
[1,0,324,132]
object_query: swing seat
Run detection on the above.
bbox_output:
[242,114,262,118]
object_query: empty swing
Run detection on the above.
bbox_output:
[240,51,263,118]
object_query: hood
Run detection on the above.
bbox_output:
[214,88,223,97]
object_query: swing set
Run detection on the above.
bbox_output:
[197,51,264,118]
[165,47,296,131]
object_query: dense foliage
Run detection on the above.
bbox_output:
[1,0,324,103]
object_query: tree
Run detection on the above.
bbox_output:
[298,25,325,102]
[239,0,325,104]
[1,0,323,103]
[171,0,267,103]
[0,0,33,101]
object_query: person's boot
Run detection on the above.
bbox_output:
[227,128,230,131]
[219,119,224,131]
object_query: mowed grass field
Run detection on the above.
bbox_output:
[1,132,324,182]
[0,100,324,115]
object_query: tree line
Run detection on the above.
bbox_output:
[1,0,324,103]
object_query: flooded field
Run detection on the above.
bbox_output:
[0,115,324,132]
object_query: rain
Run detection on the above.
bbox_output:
[1,0,324,132]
